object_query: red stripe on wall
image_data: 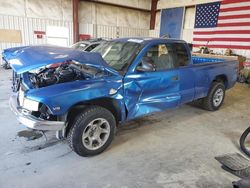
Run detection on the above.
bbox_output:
[193,44,250,50]
[219,14,250,20]
[193,38,250,42]
[221,0,250,5]
[193,30,250,35]
[217,22,250,27]
[220,6,250,12]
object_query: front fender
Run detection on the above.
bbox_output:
[26,76,123,115]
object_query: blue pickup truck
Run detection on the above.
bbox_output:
[5,38,238,156]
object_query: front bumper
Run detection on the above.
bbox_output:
[9,94,65,131]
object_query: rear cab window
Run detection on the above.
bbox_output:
[172,43,190,67]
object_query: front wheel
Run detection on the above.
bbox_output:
[202,82,225,111]
[67,106,116,157]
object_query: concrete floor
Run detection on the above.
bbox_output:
[0,69,249,188]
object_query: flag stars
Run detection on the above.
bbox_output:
[194,2,220,28]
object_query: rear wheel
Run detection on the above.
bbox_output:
[67,106,116,157]
[202,82,225,111]
[247,78,250,84]
[238,74,246,83]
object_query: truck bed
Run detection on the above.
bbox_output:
[188,56,238,101]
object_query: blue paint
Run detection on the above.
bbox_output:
[4,45,118,75]
[192,56,225,64]
[5,38,238,126]
[160,8,184,39]
[26,76,125,117]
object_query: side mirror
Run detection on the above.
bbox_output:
[136,61,156,72]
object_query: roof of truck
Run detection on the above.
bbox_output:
[111,37,186,45]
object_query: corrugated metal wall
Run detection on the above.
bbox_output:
[79,23,158,39]
[0,14,73,50]
[0,14,159,64]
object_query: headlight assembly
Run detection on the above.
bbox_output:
[23,98,39,111]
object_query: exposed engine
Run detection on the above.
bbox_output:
[29,62,96,88]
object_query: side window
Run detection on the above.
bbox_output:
[173,43,189,67]
[138,44,176,71]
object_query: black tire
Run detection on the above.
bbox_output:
[3,62,10,69]
[3,62,7,69]
[67,106,116,157]
[247,78,250,85]
[202,81,225,111]
[240,127,250,157]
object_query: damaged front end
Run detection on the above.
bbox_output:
[6,45,120,132]
[9,93,65,131]
[24,61,106,89]
[10,69,69,131]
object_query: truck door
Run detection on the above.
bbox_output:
[172,42,195,104]
[123,43,181,120]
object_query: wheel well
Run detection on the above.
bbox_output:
[65,98,121,136]
[213,75,228,88]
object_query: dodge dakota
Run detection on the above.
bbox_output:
[5,38,238,156]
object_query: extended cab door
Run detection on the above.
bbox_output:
[123,43,181,120]
[173,42,195,104]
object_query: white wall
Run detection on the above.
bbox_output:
[157,0,218,9]
[182,6,195,43]
[0,0,151,29]
[79,1,151,29]
[96,0,151,10]
[155,11,161,30]
[0,0,72,20]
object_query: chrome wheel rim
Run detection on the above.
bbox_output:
[82,118,110,150]
[213,88,224,107]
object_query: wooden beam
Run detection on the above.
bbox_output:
[73,0,79,43]
[150,0,158,30]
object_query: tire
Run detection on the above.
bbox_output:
[202,81,225,111]
[67,106,116,157]
[3,62,7,70]
[3,62,10,70]
[238,74,246,83]
[247,78,250,85]
[240,127,250,157]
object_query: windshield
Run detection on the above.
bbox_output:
[92,41,141,71]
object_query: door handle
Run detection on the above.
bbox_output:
[171,75,179,81]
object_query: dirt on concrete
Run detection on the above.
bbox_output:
[17,130,43,141]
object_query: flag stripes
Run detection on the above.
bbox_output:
[193,0,250,56]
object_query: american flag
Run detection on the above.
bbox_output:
[193,0,250,57]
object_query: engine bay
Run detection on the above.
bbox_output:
[28,61,104,88]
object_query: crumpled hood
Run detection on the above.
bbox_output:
[3,45,118,75]
[2,46,29,60]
